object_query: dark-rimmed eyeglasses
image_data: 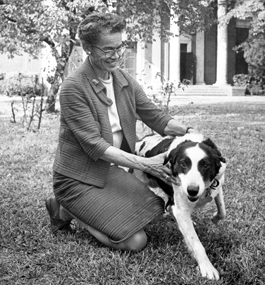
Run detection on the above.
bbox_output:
[91,43,126,58]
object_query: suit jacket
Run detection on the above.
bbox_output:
[53,57,172,187]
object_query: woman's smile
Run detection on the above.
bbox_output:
[106,59,120,67]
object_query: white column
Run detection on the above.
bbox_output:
[196,31,205,85]
[143,32,161,90]
[215,0,229,85]
[169,15,180,83]
[136,41,145,84]
[151,30,161,87]
[163,42,169,81]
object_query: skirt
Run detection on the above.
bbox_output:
[53,165,165,243]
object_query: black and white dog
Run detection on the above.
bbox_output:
[135,133,227,280]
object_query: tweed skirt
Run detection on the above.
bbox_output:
[53,166,165,243]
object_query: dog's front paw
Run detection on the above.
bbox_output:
[198,261,220,280]
[211,212,224,225]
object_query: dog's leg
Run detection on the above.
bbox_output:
[171,193,220,280]
[212,186,226,224]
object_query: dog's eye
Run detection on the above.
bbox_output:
[180,161,187,168]
[203,163,210,169]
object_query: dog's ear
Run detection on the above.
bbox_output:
[164,140,192,176]
[164,148,180,176]
[203,138,226,163]
[216,161,226,179]
[163,152,172,169]
[203,138,218,150]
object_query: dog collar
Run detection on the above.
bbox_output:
[205,178,220,197]
[210,179,220,190]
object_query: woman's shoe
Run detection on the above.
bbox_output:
[45,197,76,234]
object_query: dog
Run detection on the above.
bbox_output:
[135,133,227,280]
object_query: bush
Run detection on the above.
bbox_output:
[233,74,265,95]
[232,74,249,87]
[1,73,48,131]
[3,73,44,98]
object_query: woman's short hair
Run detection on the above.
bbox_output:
[78,12,126,49]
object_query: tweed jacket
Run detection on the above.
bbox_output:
[53,57,172,187]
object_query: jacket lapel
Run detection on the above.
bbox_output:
[112,70,135,153]
[83,58,135,152]
[83,58,112,106]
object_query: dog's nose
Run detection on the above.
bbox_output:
[187,185,199,197]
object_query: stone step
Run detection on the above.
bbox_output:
[174,85,229,96]
[172,92,227,96]
[149,85,246,97]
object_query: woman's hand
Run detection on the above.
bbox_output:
[186,127,201,134]
[164,119,200,136]
[102,146,180,185]
[142,152,180,186]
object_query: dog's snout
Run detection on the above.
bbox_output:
[187,185,199,197]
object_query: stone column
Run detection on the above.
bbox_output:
[196,31,205,85]
[144,31,161,89]
[136,41,145,84]
[151,30,161,85]
[169,13,180,83]
[215,0,229,85]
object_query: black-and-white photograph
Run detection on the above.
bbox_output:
[0,0,264,284]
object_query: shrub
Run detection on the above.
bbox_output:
[2,73,48,131]
[3,73,44,98]
[233,74,265,95]
[232,74,249,87]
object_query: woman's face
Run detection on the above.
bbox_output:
[88,32,124,74]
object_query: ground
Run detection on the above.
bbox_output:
[0,95,265,285]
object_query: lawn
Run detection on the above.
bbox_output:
[0,101,265,285]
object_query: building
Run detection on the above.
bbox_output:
[122,2,249,96]
[0,1,249,96]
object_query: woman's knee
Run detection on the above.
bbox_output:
[122,229,147,252]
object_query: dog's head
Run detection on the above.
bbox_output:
[165,135,226,202]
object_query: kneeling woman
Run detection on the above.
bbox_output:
[45,10,196,251]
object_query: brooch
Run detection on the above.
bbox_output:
[92,79,99,86]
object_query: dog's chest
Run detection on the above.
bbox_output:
[194,179,221,208]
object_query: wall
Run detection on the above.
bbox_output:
[0,52,42,77]
[0,52,43,93]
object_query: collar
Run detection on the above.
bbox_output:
[205,178,220,198]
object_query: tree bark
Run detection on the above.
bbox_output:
[42,35,74,112]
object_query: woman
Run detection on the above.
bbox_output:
[45,11,196,252]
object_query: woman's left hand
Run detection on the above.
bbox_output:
[141,152,180,186]
[186,127,201,134]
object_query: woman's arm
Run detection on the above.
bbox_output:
[101,146,179,185]
[164,119,198,136]
[163,119,187,136]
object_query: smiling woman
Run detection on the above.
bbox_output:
[87,32,125,78]
[78,12,127,80]
[45,8,196,252]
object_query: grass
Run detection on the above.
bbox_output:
[0,101,265,285]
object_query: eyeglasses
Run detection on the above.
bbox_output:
[91,43,126,58]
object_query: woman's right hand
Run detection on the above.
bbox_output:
[142,152,180,186]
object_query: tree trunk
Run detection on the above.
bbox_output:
[45,57,67,113]
[46,81,59,113]
[42,24,76,112]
